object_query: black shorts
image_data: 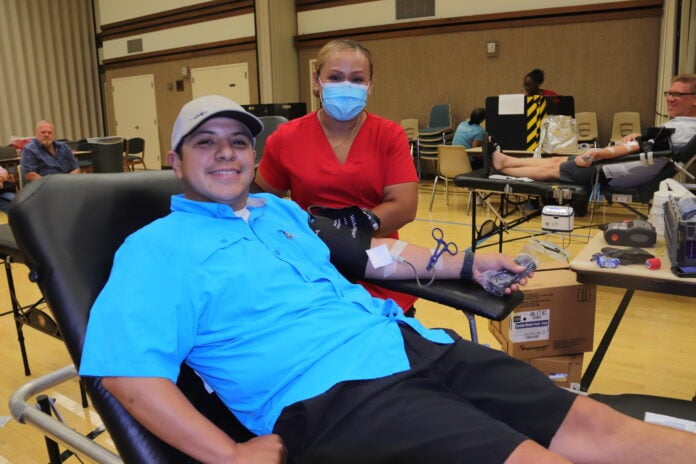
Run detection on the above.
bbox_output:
[274,326,577,464]
[559,156,597,184]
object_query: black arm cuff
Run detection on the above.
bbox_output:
[360,208,381,231]
[460,251,475,281]
[308,206,373,280]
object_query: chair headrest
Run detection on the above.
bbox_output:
[675,134,696,164]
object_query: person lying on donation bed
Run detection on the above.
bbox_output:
[491,74,696,188]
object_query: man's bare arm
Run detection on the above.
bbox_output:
[363,238,529,294]
[576,141,641,167]
[102,376,285,464]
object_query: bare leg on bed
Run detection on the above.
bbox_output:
[491,150,568,181]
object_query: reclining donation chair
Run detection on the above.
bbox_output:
[600,132,696,218]
[8,171,523,463]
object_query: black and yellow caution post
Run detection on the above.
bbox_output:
[525,95,547,152]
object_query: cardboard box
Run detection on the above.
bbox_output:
[528,353,584,389]
[489,270,595,359]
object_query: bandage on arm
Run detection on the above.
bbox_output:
[602,140,639,160]
[365,239,467,281]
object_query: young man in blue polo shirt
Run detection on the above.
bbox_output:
[80,96,696,464]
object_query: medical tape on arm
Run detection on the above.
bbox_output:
[428,248,445,271]
[366,240,410,277]
[639,151,654,165]
[384,240,409,277]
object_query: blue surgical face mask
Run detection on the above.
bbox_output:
[320,81,369,121]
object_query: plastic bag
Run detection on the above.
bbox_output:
[538,115,578,155]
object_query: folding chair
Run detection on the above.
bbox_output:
[124,137,147,171]
[575,111,599,147]
[610,112,641,144]
[400,118,420,167]
[429,145,473,211]
[418,104,453,177]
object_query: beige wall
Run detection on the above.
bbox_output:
[297,0,629,35]
[103,49,259,165]
[97,0,210,25]
[299,15,661,146]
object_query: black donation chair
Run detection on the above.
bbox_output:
[600,132,696,218]
[255,116,288,166]
[8,171,522,463]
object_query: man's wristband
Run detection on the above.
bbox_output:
[460,251,475,281]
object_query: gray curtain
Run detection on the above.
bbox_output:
[0,0,102,142]
[655,0,696,126]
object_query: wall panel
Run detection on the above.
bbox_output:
[98,0,210,25]
[298,0,632,34]
[298,15,661,145]
[102,14,256,61]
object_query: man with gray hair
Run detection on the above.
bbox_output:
[20,120,80,182]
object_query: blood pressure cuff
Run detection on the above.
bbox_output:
[307,205,372,279]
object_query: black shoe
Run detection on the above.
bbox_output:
[482,134,501,176]
[523,198,540,211]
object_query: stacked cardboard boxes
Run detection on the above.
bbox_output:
[489,270,596,389]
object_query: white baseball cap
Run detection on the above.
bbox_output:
[170,95,264,151]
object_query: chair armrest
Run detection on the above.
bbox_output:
[593,149,673,165]
[9,365,124,464]
[365,279,524,321]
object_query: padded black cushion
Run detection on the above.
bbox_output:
[0,223,22,262]
[370,279,523,321]
[454,168,591,216]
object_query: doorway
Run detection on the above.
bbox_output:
[112,74,162,169]
[191,63,250,104]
